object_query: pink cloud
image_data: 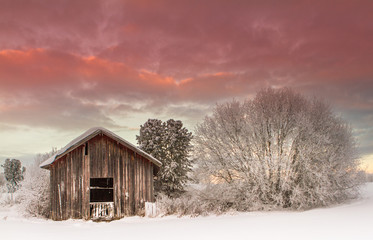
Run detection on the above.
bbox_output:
[0,0,373,157]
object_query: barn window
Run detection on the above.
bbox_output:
[90,178,113,202]
[85,143,89,155]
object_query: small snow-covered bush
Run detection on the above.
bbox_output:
[156,183,278,217]
[156,191,211,217]
[366,173,373,182]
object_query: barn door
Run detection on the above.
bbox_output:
[89,178,114,220]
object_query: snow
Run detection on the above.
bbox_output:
[0,184,372,240]
[40,127,161,169]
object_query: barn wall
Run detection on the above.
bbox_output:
[50,146,84,220]
[50,134,156,220]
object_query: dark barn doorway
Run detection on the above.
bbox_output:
[90,178,114,220]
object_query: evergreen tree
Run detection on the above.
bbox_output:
[1,158,26,200]
[137,119,193,196]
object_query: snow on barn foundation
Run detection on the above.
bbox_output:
[40,127,161,221]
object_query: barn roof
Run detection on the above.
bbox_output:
[40,127,162,169]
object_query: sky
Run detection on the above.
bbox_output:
[0,0,372,172]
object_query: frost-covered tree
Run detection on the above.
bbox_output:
[194,88,361,209]
[137,119,193,196]
[17,148,57,217]
[0,172,5,187]
[1,159,26,200]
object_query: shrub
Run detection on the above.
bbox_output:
[17,149,56,218]
[194,88,362,210]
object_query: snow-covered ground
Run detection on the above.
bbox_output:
[1,183,373,240]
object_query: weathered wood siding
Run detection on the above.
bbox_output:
[50,134,156,220]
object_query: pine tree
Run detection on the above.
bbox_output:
[137,119,193,196]
[1,158,26,201]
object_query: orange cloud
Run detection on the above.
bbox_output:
[0,0,373,161]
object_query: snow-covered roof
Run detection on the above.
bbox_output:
[40,127,162,169]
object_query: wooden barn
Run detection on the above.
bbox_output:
[40,127,161,221]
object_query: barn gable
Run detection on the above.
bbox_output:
[40,127,161,169]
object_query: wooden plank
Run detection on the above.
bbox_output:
[60,160,64,220]
[71,150,74,218]
[52,165,55,220]
[83,142,90,220]
[89,140,94,178]
[56,161,62,220]
[130,152,135,215]
[105,137,109,178]
[59,160,63,220]
[147,161,150,202]
[125,148,129,215]
[103,136,108,178]
[138,154,141,212]
[66,153,71,219]
[55,164,58,219]
[113,141,118,217]
[76,148,79,218]
[77,148,81,218]
[55,162,58,220]
[63,158,66,219]
[72,147,78,218]
[95,137,100,178]
[86,143,91,220]
[93,137,97,178]
[50,165,55,220]
[128,151,132,215]
[141,157,147,205]
[148,161,153,202]
[116,142,121,218]
[81,146,86,220]
[78,146,83,218]
[94,137,98,178]
[134,153,138,214]
[139,156,142,211]
[100,135,104,178]
[110,138,114,178]
[144,159,147,202]
[145,159,149,202]
[139,157,142,209]
[56,161,60,220]
[73,150,76,218]
[63,158,67,220]
[140,157,143,208]
[142,158,145,203]
[110,137,114,178]
[119,148,123,216]
[56,162,60,220]
[137,155,141,212]
[74,148,78,218]
[150,164,154,202]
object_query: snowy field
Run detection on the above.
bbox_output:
[1,183,373,240]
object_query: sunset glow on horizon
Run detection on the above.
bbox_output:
[0,0,372,172]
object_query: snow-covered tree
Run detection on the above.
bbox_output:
[17,148,57,217]
[137,119,193,196]
[0,172,5,187]
[1,159,25,200]
[194,88,361,209]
